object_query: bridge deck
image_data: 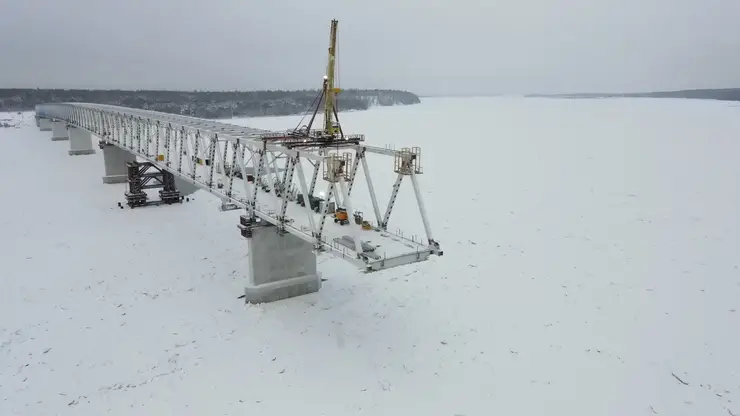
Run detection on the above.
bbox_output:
[180,165,433,270]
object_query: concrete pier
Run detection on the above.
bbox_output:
[244,222,321,303]
[174,176,198,196]
[50,121,68,141]
[38,118,52,131]
[101,144,135,184]
[68,126,95,156]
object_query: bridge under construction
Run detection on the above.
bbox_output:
[33,20,442,303]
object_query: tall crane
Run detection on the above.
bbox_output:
[285,19,348,144]
[323,19,340,137]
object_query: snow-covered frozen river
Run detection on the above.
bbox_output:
[2,96,739,415]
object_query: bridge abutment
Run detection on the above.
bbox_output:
[100,143,135,184]
[68,126,95,156]
[239,217,321,303]
[50,121,68,141]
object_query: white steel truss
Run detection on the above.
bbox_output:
[36,103,443,271]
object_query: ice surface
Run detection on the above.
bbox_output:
[1,97,739,415]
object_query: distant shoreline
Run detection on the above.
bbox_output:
[0,88,421,119]
[420,88,740,102]
[527,88,740,102]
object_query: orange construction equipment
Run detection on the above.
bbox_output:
[334,208,349,225]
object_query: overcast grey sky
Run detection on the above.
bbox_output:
[1,0,739,95]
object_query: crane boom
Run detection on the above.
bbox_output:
[323,19,339,136]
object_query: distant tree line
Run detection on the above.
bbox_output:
[0,88,421,119]
[530,88,740,102]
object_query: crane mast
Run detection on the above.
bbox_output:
[323,19,340,136]
[272,19,364,147]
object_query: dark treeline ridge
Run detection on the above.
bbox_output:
[0,88,421,118]
[530,88,740,102]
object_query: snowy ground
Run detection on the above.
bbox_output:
[2,97,739,415]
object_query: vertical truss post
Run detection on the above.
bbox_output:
[382,174,404,230]
[251,149,265,210]
[146,120,153,157]
[112,115,118,143]
[279,157,296,225]
[262,150,282,214]
[243,145,250,175]
[136,118,143,154]
[409,170,435,245]
[309,159,320,196]
[222,140,229,176]
[235,142,255,218]
[337,177,363,256]
[207,135,217,188]
[295,156,317,239]
[164,124,172,166]
[191,130,201,179]
[123,117,128,148]
[280,155,292,197]
[315,182,335,243]
[154,121,161,160]
[227,141,238,197]
[268,152,281,196]
[115,115,119,143]
[346,148,361,196]
[177,127,185,174]
[213,138,229,192]
[360,154,383,227]
[118,115,123,144]
[106,113,110,141]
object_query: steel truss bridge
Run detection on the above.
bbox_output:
[35,103,443,273]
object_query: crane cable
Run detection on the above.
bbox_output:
[293,88,323,133]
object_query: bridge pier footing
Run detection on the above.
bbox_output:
[239,216,321,303]
[68,127,95,156]
[38,118,52,131]
[51,121,68,141]
[100,143,135,184]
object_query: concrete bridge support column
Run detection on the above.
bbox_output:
[38,118,52,131]
[101,143,135,184]
[240,218,321,303]
[68,127,95,156]
[174,177,198,196]
[51,121,69,141]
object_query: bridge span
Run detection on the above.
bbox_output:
[35,103,442,303]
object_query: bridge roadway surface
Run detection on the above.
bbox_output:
[35,102,440,272]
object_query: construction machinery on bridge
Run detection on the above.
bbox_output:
[34,19,442,303]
